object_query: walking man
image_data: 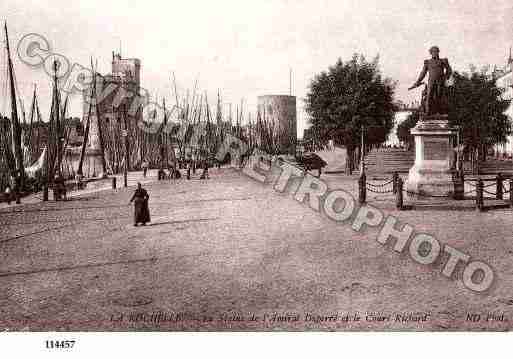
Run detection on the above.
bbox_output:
[129,182,151,226]
[200,159,210,180]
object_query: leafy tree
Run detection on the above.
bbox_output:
[305,54,396,174]
[396,111,419,149]
[396,67,511,172]
[448,68,511,172]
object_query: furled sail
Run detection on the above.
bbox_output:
[25,147,46,178]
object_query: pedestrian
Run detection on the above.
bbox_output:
[53,174,67,201]
[200,159,209,180]
[75,173,83,191]
[129,182,151,226]
[187,159,191,180]
[141,160,149,178]
[4,184,12,205]
[13,173,21,204]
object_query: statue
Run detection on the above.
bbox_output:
[409,46,452,117]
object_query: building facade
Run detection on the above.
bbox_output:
[69,52,143,177]
[83,52,142,143]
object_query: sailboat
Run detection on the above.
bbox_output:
[1,22,26,195]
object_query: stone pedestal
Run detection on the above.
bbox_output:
[406,117,457,199]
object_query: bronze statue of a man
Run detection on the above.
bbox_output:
[409,46,452,116]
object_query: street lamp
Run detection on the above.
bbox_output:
[455,125,462,175]
[360,125,365,174]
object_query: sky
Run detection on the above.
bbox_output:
[1,0,512,137]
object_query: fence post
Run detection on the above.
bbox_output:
[392,172,399,194]
[510,179,513,208]
[476,178,484,212]
[453,171,464,200]
[496,173,503,200]
[112,177,117,189]
[396,177,404,210]
[358,172,366,204]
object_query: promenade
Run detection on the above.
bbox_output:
[1,168,512,330]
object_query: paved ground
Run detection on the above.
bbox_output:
[1,166,512,331]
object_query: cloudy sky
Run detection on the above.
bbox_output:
[1,0,512,136]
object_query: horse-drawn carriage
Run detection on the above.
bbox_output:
[295,153,328,178]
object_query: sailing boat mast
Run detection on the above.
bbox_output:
[53,60,62,177]
[28,84,36,147]
[92,60,107,177]
[77,60,95,176]
[160,97,168,170]
[34,85,42,157]
[4,22,25,189]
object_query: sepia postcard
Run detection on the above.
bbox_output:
[1,1,512,346]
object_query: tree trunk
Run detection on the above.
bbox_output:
[345,144,354,175]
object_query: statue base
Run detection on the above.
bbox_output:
[406,116,457,200]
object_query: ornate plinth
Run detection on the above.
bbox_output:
[406,116,457,199]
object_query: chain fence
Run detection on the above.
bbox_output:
[365,178,394,194]
[404,190,452,199]
[359,172,512,210]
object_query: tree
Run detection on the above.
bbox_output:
[305,54,396,174]
[396,66,511,173]
[448,68,511,173]
[396,111,419,149]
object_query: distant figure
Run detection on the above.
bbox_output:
[13,172,21,204]
[53,175,67,201]
[141,160,149,178]
[200,160,210,180]
[75,174,83,191]
[157,168,165,180]
[129,182,151,226]
[4,184,12,205]
[170,165,181,179]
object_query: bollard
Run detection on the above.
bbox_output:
[392,172,399,194]
[476,178,484,212]
[396,177,404,210]
[358,172,366,204]
[496,173,503,200]
[43,183,49,201]
[453,171,464,200]
[510,179,513,208]
[112,177,117,189]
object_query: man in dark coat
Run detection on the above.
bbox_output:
[129,182,151,226]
